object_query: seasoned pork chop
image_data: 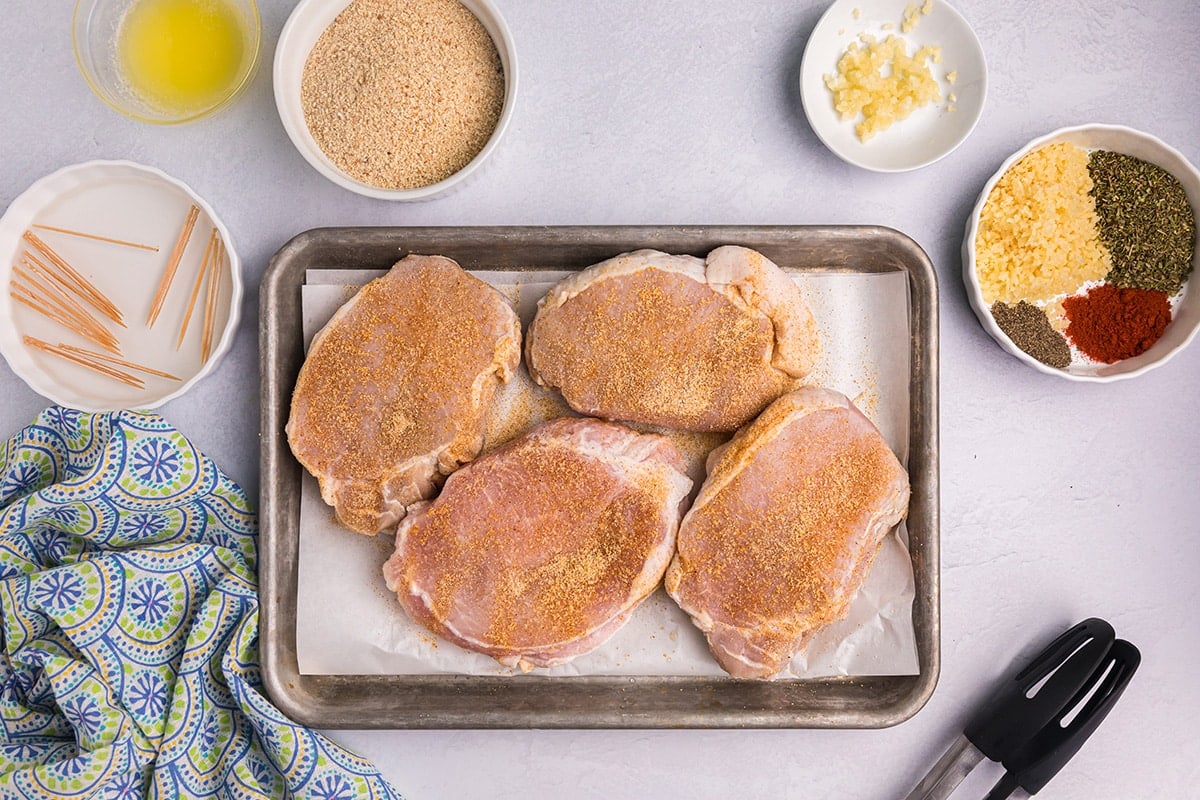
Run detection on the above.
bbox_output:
[287,254,521,535]
[383,417,692,670]
[665,387,909,679]
[526,246,820,432]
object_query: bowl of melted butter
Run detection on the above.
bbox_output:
[73,0,261,124]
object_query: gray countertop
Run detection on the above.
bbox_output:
[2,0,1198,797]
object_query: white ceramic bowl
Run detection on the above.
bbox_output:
[800,0,986,172]
[963,124,1200,382]
[274,0,517,201]
[0,161,242,411]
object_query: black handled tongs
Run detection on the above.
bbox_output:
[904,618,1140,800]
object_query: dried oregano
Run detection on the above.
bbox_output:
[1088,150,1196,295]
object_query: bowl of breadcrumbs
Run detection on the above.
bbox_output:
[274,0,516,200]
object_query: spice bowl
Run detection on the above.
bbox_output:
[73,0,262,125]
[963,124,1200,382]
[273,0,518,201]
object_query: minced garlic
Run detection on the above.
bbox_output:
[902,0,934,33]
[823,34,942,142]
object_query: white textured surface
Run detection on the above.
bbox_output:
[1,1,1198,798]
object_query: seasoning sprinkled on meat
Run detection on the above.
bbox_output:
[665,387,910,679]
[383,417,693,671]
[287,254,521,534]
[526,247,820,432]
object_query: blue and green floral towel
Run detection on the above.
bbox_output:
[0,408,401,799]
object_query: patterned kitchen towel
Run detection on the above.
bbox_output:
[0,407,401,800]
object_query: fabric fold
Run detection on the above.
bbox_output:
[0,408,401,799]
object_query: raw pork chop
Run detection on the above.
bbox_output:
[665,387,910,679]
[526,246,820,432]
[287,254,521,535]
[382,417,692,670]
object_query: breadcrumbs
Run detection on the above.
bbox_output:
[301,0,504,190]
[975,143,1112,304]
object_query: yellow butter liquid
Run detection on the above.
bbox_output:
[117,0,246,115]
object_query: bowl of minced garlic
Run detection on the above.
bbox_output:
[800,0,986,172]
[274,0,516,199]
[964,124,1200,382]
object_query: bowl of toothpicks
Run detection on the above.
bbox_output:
[0,160,242,412]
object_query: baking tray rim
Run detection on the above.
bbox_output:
[258,224,940,729]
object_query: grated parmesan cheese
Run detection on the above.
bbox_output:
[975,143,1113,304]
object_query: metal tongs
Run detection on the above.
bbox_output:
[904,618,1140,800]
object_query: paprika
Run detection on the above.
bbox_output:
[1062,283,1172,363]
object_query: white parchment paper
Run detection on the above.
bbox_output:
[294,264,919,678]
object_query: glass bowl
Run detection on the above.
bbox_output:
[73,0,261,125]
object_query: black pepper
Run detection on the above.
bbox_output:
[990,301,1071,369]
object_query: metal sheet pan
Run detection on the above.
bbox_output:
[259,225,939,729]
